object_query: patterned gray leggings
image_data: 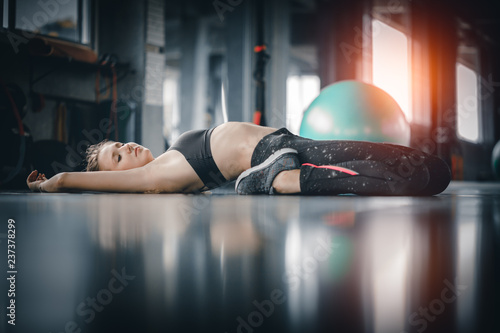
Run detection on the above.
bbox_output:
[250,128,451,196]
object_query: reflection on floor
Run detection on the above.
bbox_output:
[0,181,499,333]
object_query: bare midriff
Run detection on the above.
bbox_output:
[211,122,277,181]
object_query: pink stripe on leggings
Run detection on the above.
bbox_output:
[302,163,359,176]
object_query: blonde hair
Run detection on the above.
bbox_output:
[85,140,113,171]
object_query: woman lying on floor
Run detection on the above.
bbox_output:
[27,122,451,196]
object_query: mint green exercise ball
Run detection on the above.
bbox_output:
[300,80,410,146]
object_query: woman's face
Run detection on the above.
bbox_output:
[98,141,155,171]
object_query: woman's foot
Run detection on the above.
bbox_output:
[271,169,301,194]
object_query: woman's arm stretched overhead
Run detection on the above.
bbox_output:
[28,166,156,193]
[27,150,206,193]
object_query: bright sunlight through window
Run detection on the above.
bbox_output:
[456,63,480,143]
[372,19,411,122]
[287,75,321,134]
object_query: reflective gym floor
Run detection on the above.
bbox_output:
[1,181,499,333]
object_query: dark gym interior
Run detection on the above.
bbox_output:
[1,0,499,332]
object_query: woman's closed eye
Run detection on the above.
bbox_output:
[117,143,125,163]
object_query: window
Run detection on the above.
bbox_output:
[456,63,480,143]
[12,0,91,45]
[371,19,411,121]
[163,67,180,142]
[286,75,320,134]
[2,0,8,28]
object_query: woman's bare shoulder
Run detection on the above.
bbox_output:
[146,149,205,193]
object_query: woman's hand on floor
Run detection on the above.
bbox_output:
[26,170,61,192]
